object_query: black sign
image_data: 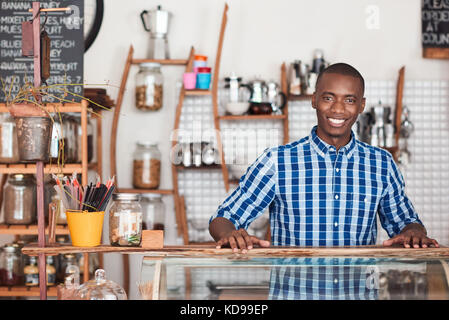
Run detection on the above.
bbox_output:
[0,0,84,103]
[422,0,449,48]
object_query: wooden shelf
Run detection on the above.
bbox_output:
[117,188,174,195]
[0,224,69,235]
[218,114,286,120]
[184,89,212,96]
[0,103,85,113]
[0,286,58,297]
[131,59,188,65]
[175,164,222,170]
[21,244,449,259]
[288,94,313,101]
[0,163,88,174]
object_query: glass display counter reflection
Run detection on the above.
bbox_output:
[139,256,449,300]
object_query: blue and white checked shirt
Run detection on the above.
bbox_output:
[268,257,379,300]
[210,126,422,246]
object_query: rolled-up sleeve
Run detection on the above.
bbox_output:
[209,149,277,230]
[378,154,423,237]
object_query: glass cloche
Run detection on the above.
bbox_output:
[77,269,127,300]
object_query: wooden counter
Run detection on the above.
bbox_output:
[22,244,449,259]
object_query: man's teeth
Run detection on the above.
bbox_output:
[328,118,345,124]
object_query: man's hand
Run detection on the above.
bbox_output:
[215,228,270,253]
[383,223,439,248]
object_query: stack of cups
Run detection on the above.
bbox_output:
[183,55,212,90]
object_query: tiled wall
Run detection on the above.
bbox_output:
[176,81,449,246]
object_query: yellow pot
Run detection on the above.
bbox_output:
[66,210,105,247]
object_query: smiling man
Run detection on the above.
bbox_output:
[209,63,439,252]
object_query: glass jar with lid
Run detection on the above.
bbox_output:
[109,193,143,246]
[77,269,127,300]
[0,113,20,163]
[135,62,164,111]
[58,253,78,283]
[0,243,23,286]
[132,141,161,189]
[75,114,94,163]
[141,194,165,231]
[49,113,67,163]
[3,174,36,225]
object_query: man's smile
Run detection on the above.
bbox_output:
[327,117,347,127]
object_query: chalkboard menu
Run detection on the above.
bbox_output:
[0,0,84,103]
[422,0,449,59]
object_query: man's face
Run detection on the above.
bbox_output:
[312,72,365,146]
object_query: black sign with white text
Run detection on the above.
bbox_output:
[0,0,83,103]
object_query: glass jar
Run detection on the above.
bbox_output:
[46,256,56,286]
[141,194,165,231]
[49,114,67,163]
[24,256,39,286]
[77,269,127,300]
[59,253,78,283]
[135,62,164,111]
[75,114,94,163]
[0,113,20,163]
[62,114,77,163]
[1,243,23,286]
[133,141,161,189]
[109,193,143,246]
[3,174,36,225]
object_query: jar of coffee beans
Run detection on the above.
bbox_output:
[132,141,161,189]
[135,62,163,111]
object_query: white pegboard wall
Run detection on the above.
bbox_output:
[176,81,449,246]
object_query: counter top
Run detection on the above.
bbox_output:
[22,244,449,259]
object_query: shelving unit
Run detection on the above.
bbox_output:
[0,100,106,298]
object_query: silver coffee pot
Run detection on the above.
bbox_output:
[140,5,171,59]
[266,80,286,114]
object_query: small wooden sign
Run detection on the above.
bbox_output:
[141,230,164,249]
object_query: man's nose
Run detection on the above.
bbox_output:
[330,100,345,114]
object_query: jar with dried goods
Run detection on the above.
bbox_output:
[24,256,39,286]
[135,62,164,111]
[0,113,20,163]
[3,174,36,225]
[109,193,143,246]
[46,256,57,286]
[132,141,161,189]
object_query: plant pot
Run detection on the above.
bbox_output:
[66,210,105,247]
[14,116,53,162]
[8,103,53,162]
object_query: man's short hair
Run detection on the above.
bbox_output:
[316,63,365,95]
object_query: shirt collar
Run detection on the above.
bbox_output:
[309,125,356,158]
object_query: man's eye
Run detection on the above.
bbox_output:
[345,98,355,103]
[323,96,333,101]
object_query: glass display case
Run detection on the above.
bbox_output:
[139,250,449,300]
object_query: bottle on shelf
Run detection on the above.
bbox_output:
[46,256,57,286]
[24,256,39,287]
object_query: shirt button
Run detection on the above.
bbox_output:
[335,194,339,200]
[336,168,340,173]
[334,222,338,227]
[334,278,339,284]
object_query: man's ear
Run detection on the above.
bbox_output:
[311,93,317,109]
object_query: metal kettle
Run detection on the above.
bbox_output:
[245,79,268,104]
[140,5,171,59]
[266,80,286,114]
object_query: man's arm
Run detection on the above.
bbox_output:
[380,154,439,248]
[209,150,276,252]
[383,222,439,248]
